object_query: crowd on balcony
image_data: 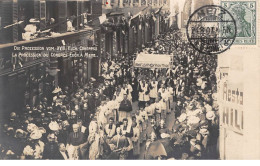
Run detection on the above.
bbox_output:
[0,25,219,160]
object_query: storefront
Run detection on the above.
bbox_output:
[217,48,260,159]
[0,48,50,119]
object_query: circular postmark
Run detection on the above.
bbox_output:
[186,5,237,55]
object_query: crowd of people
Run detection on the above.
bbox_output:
[0,26,219,160]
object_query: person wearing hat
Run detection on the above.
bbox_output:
[23,129,44,159]
[67,16,75,32]
[9,112,20,129]
[22,18,40,40]
[42,133,60,159]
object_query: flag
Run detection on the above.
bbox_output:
[99,14,107,24]
[0,21,24,30]
[129,11,142,27]
[128,6,149,27]
[90,12,113,26]
[155,6,163,15]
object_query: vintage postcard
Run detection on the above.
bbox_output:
[0,0,259,161]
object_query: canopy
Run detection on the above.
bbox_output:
[134,54,173,69]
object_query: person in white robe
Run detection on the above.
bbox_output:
[149,79,158,103]
[138,80,150,108]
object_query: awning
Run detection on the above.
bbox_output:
[134,54,173,69]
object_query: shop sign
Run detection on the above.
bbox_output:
[220,81,244,134]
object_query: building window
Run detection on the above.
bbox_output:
[46,0,58,31]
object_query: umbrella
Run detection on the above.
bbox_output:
[146,140,167,158]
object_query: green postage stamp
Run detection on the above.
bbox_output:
[221,1,256,45]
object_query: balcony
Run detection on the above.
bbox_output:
[0,26,97,49]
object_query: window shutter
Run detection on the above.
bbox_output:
[0,0,13,43]
[40,0,46,29]
[34,0,40,19]
[78,0,84,28]
[91,1,102,15]
[12,0,18,42]
[76,0,79,30]
[58,0,67,33]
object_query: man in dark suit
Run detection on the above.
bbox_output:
[42,134,60,159]
[119,94,133,122]
[56,143,69,160]
[130,77,138,102]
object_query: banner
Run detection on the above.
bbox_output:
[134,53,173,69]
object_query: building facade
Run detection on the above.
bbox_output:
[0,0,171,121]
[0,0,102,119]
[99,0,170,61]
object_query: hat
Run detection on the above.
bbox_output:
[38,127,46,134]
[6,150,15,155]
[206,111,215,121]
[71,111,76,116]
[10,112,16,119]
[178,113,187,122]
[23,145,34,156]
[29,18,40,23]
[90,77,96,82]
[52,87,62,94]
[15,129,27,139]
[30,130,42,140]
[49,121,60,131]
[27,123,38,133]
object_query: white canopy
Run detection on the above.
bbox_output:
[134,53,173,69]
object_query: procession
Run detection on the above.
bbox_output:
[0,21,219,159]
[5,0,260,161]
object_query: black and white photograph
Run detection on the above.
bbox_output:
[0,0,260,161]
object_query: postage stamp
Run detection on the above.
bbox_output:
[221,1,257,45]
[186,5,237,55]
